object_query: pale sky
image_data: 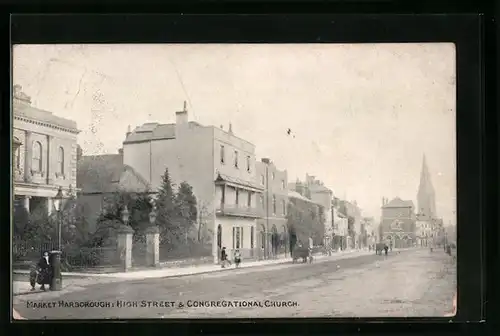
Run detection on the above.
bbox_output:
[12,44,457,223]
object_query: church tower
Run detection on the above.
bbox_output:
[417,154,436,219]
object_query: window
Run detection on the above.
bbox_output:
[281,180,285,190]
[32,141,42,172]
[272,195,277,214]
[246,156,251,172]
[259,194,264,208]
[234,227,242,249]
[57,147,65,174]
[247,192,252,207]
[235,188,239,205]
[260,174,265,185]
[282,200,286,215]
[220,145,225,164]
[234,150,238,168]
[221,186,225,205]
[251,227,254,248]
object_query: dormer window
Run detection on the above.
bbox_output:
[246,156,251,173]
[234,150,239,168]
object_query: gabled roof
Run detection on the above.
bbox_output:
[382,197,414,209]
[77,154,150,193]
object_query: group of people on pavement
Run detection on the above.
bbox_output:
[29,251,53,291]
[219,247,242,269]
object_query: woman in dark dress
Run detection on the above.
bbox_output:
[37,251,51,291]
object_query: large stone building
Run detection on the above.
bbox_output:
[13,85,79,214]
[122,103,264,263]
[379,197,417,248]
[255,158,288,259]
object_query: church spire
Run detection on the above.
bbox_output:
[417,153,436,218]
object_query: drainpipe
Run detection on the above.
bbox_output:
[265,164,269,259]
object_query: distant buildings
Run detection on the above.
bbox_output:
[13,85,79,215]
[379,197,416,248]
[289,175,335,248]
[338,200,362,249]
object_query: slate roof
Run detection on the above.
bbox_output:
[123,121,203,144]
[77,154,150,193]
[382,197,415,209]
[288,191,317,204]
[13,98,78,131]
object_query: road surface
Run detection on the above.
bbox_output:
[13,249,455,319]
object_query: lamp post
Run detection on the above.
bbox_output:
[122,205,130,226]
[149,205,157,226]
[51,186,64,291]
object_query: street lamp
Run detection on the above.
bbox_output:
[51,186,64,291]
[53,187,64,251]
[122,205,130,225]
[149,205,157,226]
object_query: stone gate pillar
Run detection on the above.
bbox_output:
[117,225,134,272]
[145,226,160,267]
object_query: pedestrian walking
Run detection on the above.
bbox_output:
[29,262,38,291]
[37,251,52,291]
[234,249,241,268]
[220,247,231,268]
[383,245,389,256]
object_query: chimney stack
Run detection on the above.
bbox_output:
[228,123,233,134]
[126,125,131,137]
[175,100,188,125]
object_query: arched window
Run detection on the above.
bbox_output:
[57,147,65,174]
[32,141,42,172]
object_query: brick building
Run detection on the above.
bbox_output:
[379,197,417,248]
[255,158,288,259]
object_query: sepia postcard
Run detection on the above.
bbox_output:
[12,43,457,319]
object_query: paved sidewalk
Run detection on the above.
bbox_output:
[13,248,379,296]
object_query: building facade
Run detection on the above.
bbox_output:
[289,174,334,248]
[380,197,417,248]
[122,103,264,263]
[332,202,348,250]
[76,150,152,233]
[338,200,362,249]
[287,191,324,248]
[255,159,288,259]
[13,85,79,214]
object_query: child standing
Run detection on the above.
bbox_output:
[234,249,241,268]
